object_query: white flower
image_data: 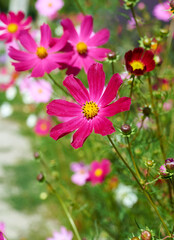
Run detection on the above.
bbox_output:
[26,114,37,128]
[5,87,17,100]
[0,102,13,118]
[114,183,138,208]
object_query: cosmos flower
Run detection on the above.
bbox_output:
[35,0,64,19]
[153,1,173,22]
[47,63,131,149]
[88,159,111,185]
[0,11,32,43]
[8,23,70,77]
[47,227,73,240]
[34,118,51,136]
[125,47,155,76]
[60,15,110,75]
[70,162,89,186]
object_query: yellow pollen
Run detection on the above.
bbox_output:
[76,42,88,55]
[38,88,43,94]
[7,23,18,33]
[151,42,158,51]
[82,101,99,119]
[36,46,48,59]
[48,2,52,7]
[94,168,103,177]
[130,60,145,71]
[40,123,47,131]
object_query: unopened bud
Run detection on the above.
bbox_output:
[154,55,163,66]
[159,164,169,177]
[160,28,169,36]
[34,152,40,159]
[126,2,133,8]
[143,107,151,116]
[143,38,151,48]
[121,124,131,135]
[37,173,45,182]
[107,51,116,60]
[165,158,174,172]
[131,237,140,240]
[146,160,154,167]
[141,230,152,240]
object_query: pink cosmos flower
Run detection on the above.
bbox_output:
[153,1,172,22]
[0,222,6,240]
[29,79,52,103]
[47,226,73,240]
[47,63,131,149]
[0,11,32,43]
[60,15,110,75]
[8,23,70,77]
[159,164,169,177]
[88,159,111,185]
[35,0,64,19]
[163,100,173,111]
[34,118,51,136]
[70,162,89,186]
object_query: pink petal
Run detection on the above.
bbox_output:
[12,60,36,72]
[0,232,4,240]
[61,18,79,43]
[0,13,8,24]
[87,29,110,46]
[87,63,105,102]
[99,73,123,106]
[50,117,83,140]
[93,116,115,136]
[18,31,37,52]
[31,61,45,77]
[0,26,5,30]
[51,52,72,64]
[49,31,69,53]
[42,57,58,73]
[101,97,131,117]
[22,16,32,27]
[16,11,24,21]
[47,99,81,117]
[63,75,90,105]
[101,159,111,175]
[71,120,93,149]
[81,55,94,73]
[9,12,16,22]
[40,24,51,48]
[80,15,93,41]
[88,47,110,61]
[8,46,35,61]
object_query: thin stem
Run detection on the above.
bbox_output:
[107,135,171,236]
[74,0,86,15]
[45,180,81,240]
[131,116,145,143]
[111,60,115,74]
[130,6,142,37]
[126,137,141,180]
[47,73,72,98]
[147,74,166,160]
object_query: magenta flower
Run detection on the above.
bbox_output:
[61,15,110,75]
[34,118,51,136]
[0,11,32,43]
[47,226,73,240]
[153,2,172,22]
[70,162,89,186]
[35,0,64,19]
[47,63,131,149]
[88,159,111,185]
[8,23,70,77]
[0,222,6,240]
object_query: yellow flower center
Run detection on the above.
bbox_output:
[38,88,43,94]
[36,46,48,59]
[7,23,18,33]
[94,168,103,177]
[130,60,145,71]
[48,2,52,7]
[82,101,99,119]
[40,123,47,131]
[76,42,88,55]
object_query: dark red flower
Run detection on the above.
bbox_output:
[125,47,155,76]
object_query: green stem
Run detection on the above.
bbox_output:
[126,137,141,180]
[147,74,166,160]
[130,6,142,37]
[74,0,86,15]
[107,135,171,236]
[45,180,81,240]
[111,60,115,75]
[47,73,72,98]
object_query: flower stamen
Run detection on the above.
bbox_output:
[130,60,145,71]
[82,101,99,119]
[36,46,48,59]
[7,23,18,33]
[76,42,88,55]
[94,168,103,177]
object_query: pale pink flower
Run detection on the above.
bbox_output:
[0,11,32,43]
[88,159,111,185]
[153,1,172,22]
[70,162,89,186]
[61,15,110,75]
[34,118,51,136]
[163,100,173,111]
[35,0,64,19]
[9,23,70,77]
[47,226,73,240]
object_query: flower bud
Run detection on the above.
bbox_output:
[170,0,174,9]
[126,2,133,8]
[143,38,151,48]
[165,158,174,172]
[154,55,163,67]
[34,152,40,159]
[131,237,140,240]
[121,124,131,135]
[143,107,151,117]
[146,160,154,167]
[159,164,169,177]
[37,172,45,182]
[141,230,152,240]
[107,51,116,60]
[160,28,169,36]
